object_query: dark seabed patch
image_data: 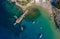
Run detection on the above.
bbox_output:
[0,0,56,39]
[24,6,41,22]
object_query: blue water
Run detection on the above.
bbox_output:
[51,0,57,7]
[0,0,56,39]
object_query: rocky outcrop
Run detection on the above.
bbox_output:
[52,6,60,29]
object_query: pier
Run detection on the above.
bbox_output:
[13,0,34,25]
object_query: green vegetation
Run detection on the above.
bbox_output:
[17,1,27,6]
[24,6,41,22]
[56,0,60,9]
[17,0,31,6]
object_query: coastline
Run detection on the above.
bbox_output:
[35,4,60,39]
[1,0,60,39]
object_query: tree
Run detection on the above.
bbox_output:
[56,0,60,9]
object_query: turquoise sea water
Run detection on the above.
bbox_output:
[20,7,55,39]
[0,0,56,39]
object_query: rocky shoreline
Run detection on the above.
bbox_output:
[52,6,60,29]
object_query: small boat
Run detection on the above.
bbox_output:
[38,33,42,38]
[20,25,26,31]
[21,26,24,31]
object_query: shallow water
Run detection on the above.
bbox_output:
[0,0,57,39]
